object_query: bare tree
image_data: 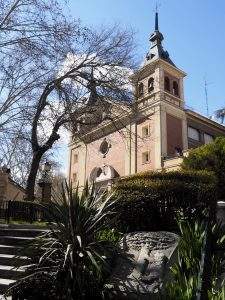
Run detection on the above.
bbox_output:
[0,0,79,184]
[0,0,78,128]
[0,0,136,199]
[26,26,135,200]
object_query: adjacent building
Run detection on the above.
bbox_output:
[68,13,225,190]
[0,166,25,202]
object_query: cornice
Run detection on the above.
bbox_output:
[131,58,186,82]
[69,111,133,146]
[186,109,225,132]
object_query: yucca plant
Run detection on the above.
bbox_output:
[165,218,225,300]
[208,285,225,300]
[165,219,206,300]
[6,182,117,300]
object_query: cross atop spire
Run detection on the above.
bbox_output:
[145,10,175,66]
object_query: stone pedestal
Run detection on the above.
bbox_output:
[104,231,179,299]
[38,182,52,202]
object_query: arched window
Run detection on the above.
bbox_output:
[138,82,144,97]
[148,77,154,93]
[164,76,170,92]
[173,81,179,96]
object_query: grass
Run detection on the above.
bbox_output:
[0,219,48,227]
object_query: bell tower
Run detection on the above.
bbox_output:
[131,11,188,170]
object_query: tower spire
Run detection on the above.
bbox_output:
[145,9,175,66]
[155,4,159,31]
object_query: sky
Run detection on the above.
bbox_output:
[57,0,225,173]
[66,0,225,115]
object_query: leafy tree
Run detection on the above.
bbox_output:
[182,137,225,200]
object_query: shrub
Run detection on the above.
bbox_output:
[165,219,225,300]
[112,170,217,232]
[97,228,122,245]
[182,137,225,200]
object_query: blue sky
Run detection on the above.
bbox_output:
[57,0,225,173]
[66,0,225,116]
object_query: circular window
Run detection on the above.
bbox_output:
[99,139,110,157]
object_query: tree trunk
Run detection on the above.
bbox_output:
[26,150,43,201]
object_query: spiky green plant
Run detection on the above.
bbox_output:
[208,285,225,300]
[6,183,117,300]
[165,219,225,300]
[165,219,205,300]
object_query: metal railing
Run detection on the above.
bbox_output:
[0,200,47,223]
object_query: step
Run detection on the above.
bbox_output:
[0,224,48,230]
[0,295,12,299]
[0,254,30,267]
[0,228,46,238]
[0,278,16,293]
[0,245,22,256]
[0,265,26,280]
[0,236,34,247]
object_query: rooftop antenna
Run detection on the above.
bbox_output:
[204,76,213,118]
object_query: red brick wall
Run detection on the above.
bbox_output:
[166,114,183,156]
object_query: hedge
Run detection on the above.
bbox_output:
[182,137,225,201]
[112,170,217,232]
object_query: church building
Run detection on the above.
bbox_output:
[68,13,225,190]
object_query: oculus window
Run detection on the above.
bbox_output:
[99,139,111,157]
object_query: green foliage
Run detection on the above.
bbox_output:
[97,228,122,245]
[165,219,205,299]
[113,170,217,232]
[182,137,225,200]
[165,219,225,300]
[6,183,117,300]
[208,286,225,300]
